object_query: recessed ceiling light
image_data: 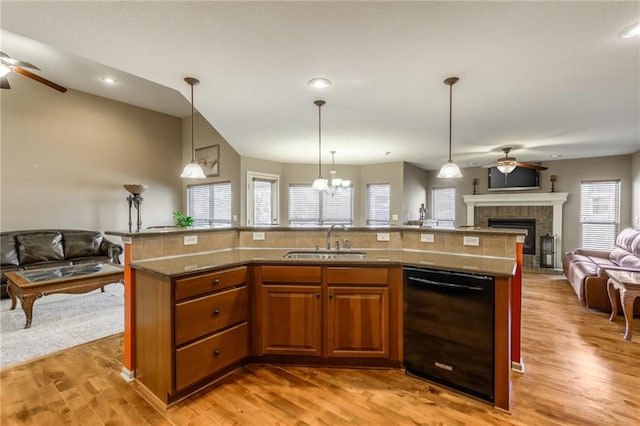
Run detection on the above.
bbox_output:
[619,21,640,38]
[550,154,562,158]
[102,77,117,84]
[307,78,331,89]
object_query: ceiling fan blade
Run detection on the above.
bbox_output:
[10,59,41,71]
[516,162,548,170]
[0,76,10,89]
[12,66,67,93]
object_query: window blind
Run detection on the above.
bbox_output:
[580,180,620,250]
[288,184,353,226]
[432,187,456,221]
[187,182,232,226]
[366,184,390,225]
[253,178,274,225]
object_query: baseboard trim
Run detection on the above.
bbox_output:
[511,359,525,374]
[120,367,135,382]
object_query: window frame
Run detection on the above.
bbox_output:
[579,179,621,251]
[288,183,353,226]
[431,187,456,227]
[366,183,391,226]
[247,171,280,226]
[186,180,233,227]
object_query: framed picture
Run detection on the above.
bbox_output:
[195,144,220,177]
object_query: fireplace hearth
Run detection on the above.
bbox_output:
[489,218,536,255]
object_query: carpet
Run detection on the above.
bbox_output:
[0,283,124,368]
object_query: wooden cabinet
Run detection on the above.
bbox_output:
[134,266,249,407]
[259,266,322,356]
[257,265,400,361]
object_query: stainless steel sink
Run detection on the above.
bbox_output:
[284,250,367,260]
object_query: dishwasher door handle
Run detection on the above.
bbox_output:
[408,276,485,291]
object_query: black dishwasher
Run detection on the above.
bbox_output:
[403,266,495,402]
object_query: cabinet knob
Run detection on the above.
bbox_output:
[315,293,320,298]
[212,279,220,286]
[213,308,221,316]
[213,349,221,357]
[328,293,334,299]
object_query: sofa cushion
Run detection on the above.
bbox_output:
[0,234,19,266]
[16,232,65,265]
[614,227,640,256]
[71,256,111,265]
[609,247,640,270]
[63,232,104,259]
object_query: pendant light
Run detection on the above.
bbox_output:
[312,100,329,191]
[437,77,463,179]
[180,77,207,179]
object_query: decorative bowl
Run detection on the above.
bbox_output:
[123,184,149,195]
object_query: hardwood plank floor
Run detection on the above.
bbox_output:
[1,273,638,425]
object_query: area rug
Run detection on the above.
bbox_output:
[0,284,124,367]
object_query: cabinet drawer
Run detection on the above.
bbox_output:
[175,286,248,346]
[175,322,248,390]
[326,267,388,285]
[175,266,247,300]
[261,266,321,284]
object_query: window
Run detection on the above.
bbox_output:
[366,184,390,226]
[247,172,279,226]
[580,180,620,250]
[432,187,456,227]
[288,184,353,226]
[187,182,232,226]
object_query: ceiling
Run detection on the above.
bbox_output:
[1,1,638,171]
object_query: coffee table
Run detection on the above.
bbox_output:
[5,262,124,329]
[606,268,640,341]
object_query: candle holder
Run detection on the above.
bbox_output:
[550,175,556,193]
[472,178,478,195]
[124,184,148,232]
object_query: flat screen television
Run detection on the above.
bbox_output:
[488,167,540,191]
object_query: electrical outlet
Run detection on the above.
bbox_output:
[183,235,198,245]
[391,214,399,221]
[377,233,390,242]
[463,236,480,246]
[420,233,435,243]
[232,214,238,222]
[253,232,265,241]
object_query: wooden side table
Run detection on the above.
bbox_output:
[606,269,640,341]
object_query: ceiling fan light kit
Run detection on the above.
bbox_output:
[437,76,463,179]
[180,77,207,179]
[493,147,548,174]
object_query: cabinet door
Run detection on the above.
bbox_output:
[261,285,322,356]
[327,287,389,358]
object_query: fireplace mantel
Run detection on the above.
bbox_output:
[463,192,569,268]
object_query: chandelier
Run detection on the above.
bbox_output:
[325,150,351,196]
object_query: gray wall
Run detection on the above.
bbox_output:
[1,77,183,234]
[425,154,635,254]
[402,162,428,223]
[632,150,640,229]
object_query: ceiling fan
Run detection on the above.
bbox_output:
[0,51,67,93]
[490,147,548,174]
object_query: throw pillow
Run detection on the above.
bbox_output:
[63,232,104,259]
[16,232,65,265]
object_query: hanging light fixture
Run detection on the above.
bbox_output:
[180,77,207,179]
[312,100,329,191]
[437,76,463,179]
[325,150,352,196]
[496,148,517,174]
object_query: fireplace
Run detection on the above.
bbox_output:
[489,219,536,255]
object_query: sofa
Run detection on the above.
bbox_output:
[562,227,640,315]
[0,230,123,299]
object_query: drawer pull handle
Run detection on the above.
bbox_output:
[213,279,220,286]
[213,349,221,357]
[213,308,221,316]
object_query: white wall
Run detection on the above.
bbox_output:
[1,77,183,234]
[632,150,640,229]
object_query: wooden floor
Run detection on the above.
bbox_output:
[1,273,639,425]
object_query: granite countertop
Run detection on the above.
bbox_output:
[131,248,517,279]
[107,225,526,238]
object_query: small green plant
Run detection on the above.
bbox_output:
[173,211,194,227]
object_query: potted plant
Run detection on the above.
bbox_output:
[173,211,194,227]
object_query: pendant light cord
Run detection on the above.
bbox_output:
[448,81,453,162]
[318,102,322,176]
[190,82,195,162]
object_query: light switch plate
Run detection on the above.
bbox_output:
[463,236,480,246]
[420,233,434,243]
[377,233,390,242]
[183,235,198,245]
[253,232,265,241]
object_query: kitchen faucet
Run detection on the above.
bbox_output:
[326,224,347,250]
